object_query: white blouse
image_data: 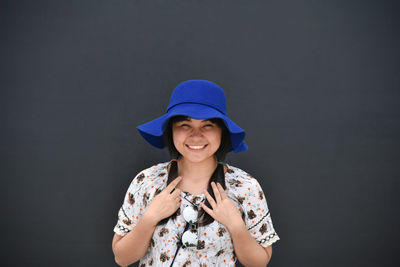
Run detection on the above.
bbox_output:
[113,161,280,266]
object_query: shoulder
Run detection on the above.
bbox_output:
[224,164,265,200]
[224,165,271,219]
[225,164,261,188]
[128,161,170,190]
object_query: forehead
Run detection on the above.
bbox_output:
[181,117,212,122]
[172,115,213,123]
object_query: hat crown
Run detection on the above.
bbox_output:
[166,80,227,115]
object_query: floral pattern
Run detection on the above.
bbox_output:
[113,162,280,266]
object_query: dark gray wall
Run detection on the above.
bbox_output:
[1,0,399,266]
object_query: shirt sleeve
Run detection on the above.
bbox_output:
[242,178,280,247]
[113,170,148,237]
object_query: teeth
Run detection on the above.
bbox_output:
[188,145,206,149]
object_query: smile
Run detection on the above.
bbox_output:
[186,144,208,151]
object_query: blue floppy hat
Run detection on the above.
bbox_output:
[136,80,248,153]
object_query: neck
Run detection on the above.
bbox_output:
[177,157,218,183]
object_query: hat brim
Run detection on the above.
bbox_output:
[136,103,247,153]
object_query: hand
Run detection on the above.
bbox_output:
[144,176,182,224]
[200,182,244,230]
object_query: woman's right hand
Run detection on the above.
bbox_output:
[143,176,183,224]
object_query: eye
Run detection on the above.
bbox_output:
[204,124,214,127]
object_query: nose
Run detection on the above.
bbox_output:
[189,127,203,137]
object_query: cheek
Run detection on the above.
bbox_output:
[172,132,179,147]
[172,130,184,148]
[211,130,222,147]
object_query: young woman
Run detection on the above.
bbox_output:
[112,80,280,266]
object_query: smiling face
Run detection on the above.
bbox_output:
[172,117,222,164]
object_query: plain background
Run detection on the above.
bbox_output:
[1,0,399,266]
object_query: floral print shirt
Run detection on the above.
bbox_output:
[113,161,280,266]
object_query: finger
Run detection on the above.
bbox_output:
[216,183,227,200]
[211,182,222,203]
[171,186,181,195]
[200,202,214,218]
[165,176,183,194]
[203,189,217,209]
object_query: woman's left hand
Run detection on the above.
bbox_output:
[200,182,244,230]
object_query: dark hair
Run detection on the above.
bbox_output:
[156,115,231,227]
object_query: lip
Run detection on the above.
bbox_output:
[185,144,208,152]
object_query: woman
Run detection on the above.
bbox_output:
[112,80,280,266]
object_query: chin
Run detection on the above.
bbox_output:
[182,155,210,163]
[179,152,217,164]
